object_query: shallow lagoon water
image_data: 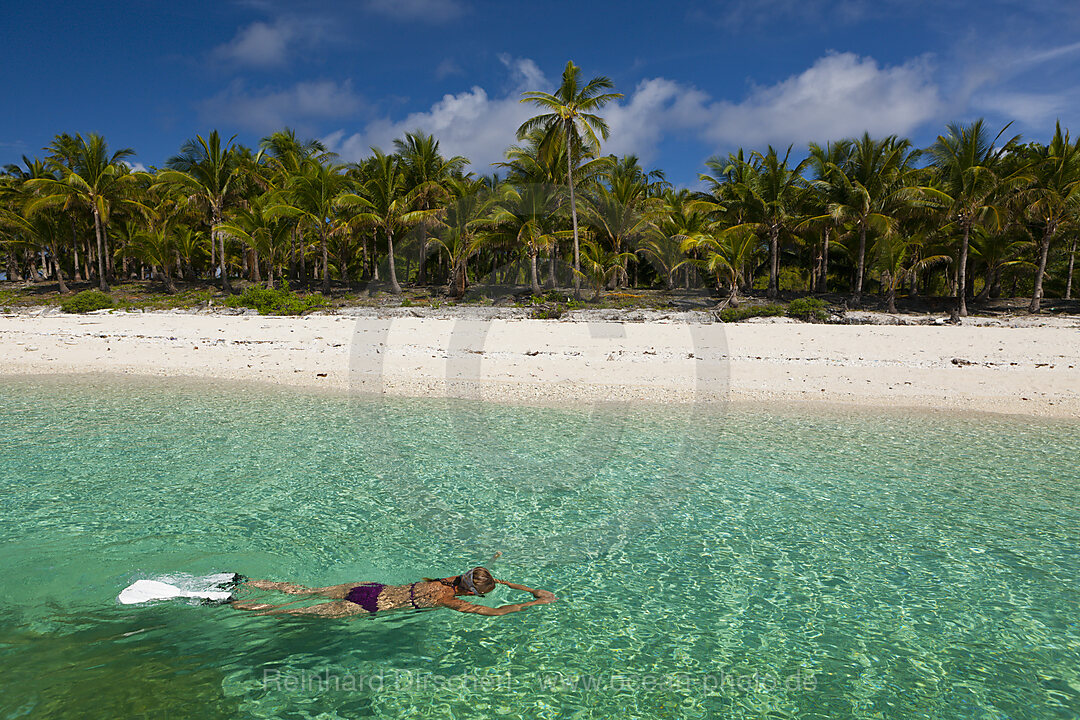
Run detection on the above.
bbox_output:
[1,376,1078,719]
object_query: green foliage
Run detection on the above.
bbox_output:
[61,290,115,314]
[787,297,830,322]
[224,285,327,315]
[718,304,785,322]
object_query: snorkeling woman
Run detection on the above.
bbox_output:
[232,567,555,617]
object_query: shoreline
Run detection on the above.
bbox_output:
[1,309,1078,419]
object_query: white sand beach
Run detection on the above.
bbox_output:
[1,308,1078,418]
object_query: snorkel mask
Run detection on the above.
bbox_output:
[461,568,486,596]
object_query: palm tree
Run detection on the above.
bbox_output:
[3,157,73,293]
[651,189,718,291]
[804,140,852,293]
[499,128,610,289]
[272,158,365,294]
[1024,122,1080,312]
[394,131,468,285]
[260,128,335,283]
[25,134,141,291]
[158,131,244,292]
[703,147,808,298]
[576,237,635,301]
[680,226,758,305]
[216,194,293,288]
[832,134,920,304]
[925,120,1028,316]
[429,177,496,297]
[492,179,564,295]
[519,61,623,297]
[872,231,950,313]
[586,158,655,288]
[351,149,434,294]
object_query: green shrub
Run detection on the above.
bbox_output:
[61,290,115,314]
[224,286,327,315]
[719,304,785,322]
[787,297,830,322]
[533,306,564,319]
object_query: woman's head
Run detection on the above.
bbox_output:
[459,567,495,596]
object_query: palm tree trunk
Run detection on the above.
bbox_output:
[418,238,427,285]
[164,264,178,294]
[854,224,867,305]
[1067,238,1076,300]
[213,207,230,293]
[767,225,780,299]
[386,228,401,294]
[566,127,581,299]
[289,224,298,283]
[529,249,541,295]
[321,227,331,295]
[92,205,109,291]
[821,226,830,292]
[1029,225,1053,313]
[339,238,350,290]
[957,222,970,317]
[70,217,82,282]
[51,240,69,294]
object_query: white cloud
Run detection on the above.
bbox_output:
[212,18,325,67]
[703,52,942,148]
[364,0,464,22]
[200,79,365,134]
[603,78,711,162]
[324,56,549,170]
[122,161,149,172]
[435,58,463,79]
[973,91,1071,126]
[323,52,945,176]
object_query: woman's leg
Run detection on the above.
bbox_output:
[243,580,354,599]
[236,600,366,617]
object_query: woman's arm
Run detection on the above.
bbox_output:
[442,595,553,616]
[442,579,556,616]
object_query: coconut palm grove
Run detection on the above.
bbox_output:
[2,59,1077,316]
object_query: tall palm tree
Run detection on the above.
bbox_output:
[158,131,244,292]
[925,120,1028,316]
[519,61,623,297]
[492,179,564,295]
[1024,122,1080,312]
[429,177,496,297]
[26,134,141,291]
[652,189,718,291]
[3,156,73,293]
[217,194,293,289]
[703,147,808,299]
[804,140,853,293]
[394,131,468,285]
[272,158,366,294]
[586,158,655,288]
[828,134,920,304]
[351,149,434,294]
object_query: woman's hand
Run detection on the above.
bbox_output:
[495,579,557,602]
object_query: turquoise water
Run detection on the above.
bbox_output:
[1,376,1079,719]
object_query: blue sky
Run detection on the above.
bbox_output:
[2,0,1079,186]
